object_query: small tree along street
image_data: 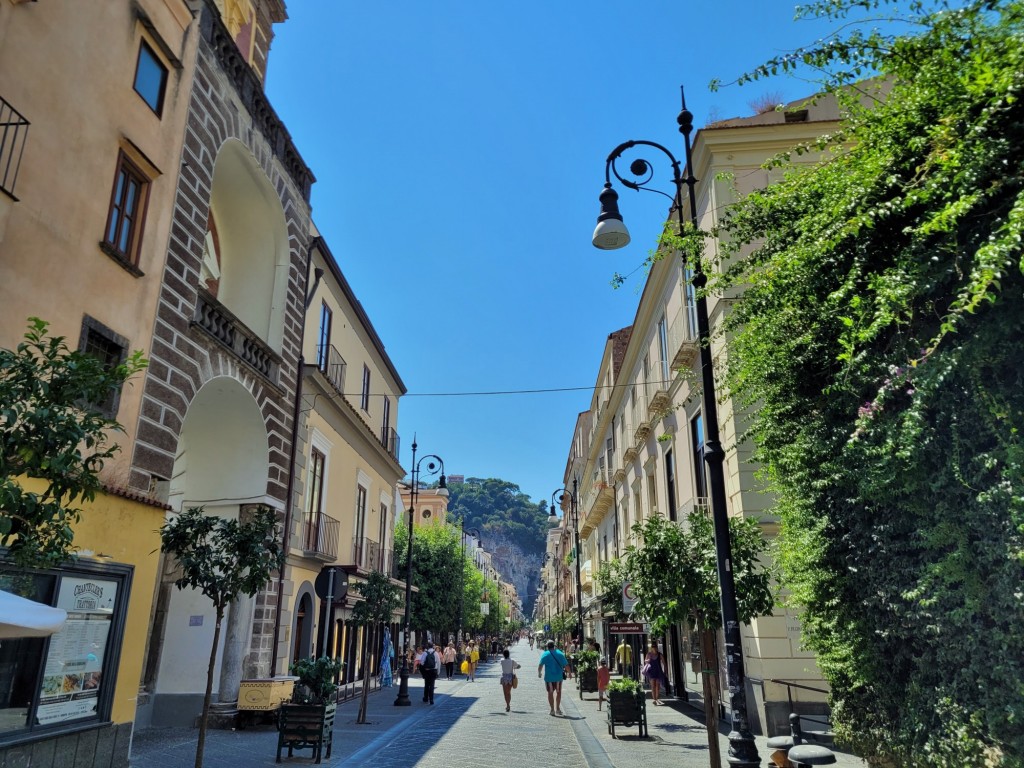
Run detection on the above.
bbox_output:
[624,512,776,768]
[0,318,146,568]
[159,506,283,768]
[348,570,402,724]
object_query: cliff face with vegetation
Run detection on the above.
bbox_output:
[445,478,552,616]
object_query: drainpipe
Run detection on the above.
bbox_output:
[270,247,322,676]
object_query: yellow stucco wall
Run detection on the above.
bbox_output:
[18,478,165,726]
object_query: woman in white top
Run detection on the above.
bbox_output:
[499,649,521,712]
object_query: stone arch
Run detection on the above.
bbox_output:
[206,138,290,352]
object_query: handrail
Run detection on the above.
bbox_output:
[0,95,29,199]
[747,676,833,732]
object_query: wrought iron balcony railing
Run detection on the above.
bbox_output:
[301,512,340,561]
[316,343,347,396]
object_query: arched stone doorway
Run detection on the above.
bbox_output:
[144,376,271,726]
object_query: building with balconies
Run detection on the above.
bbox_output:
[560,93,844,735]
[283,231,407,692]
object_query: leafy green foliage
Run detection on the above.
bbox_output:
[160,506,284,612]
[349,569,402,628]
[288,656,343,705]
[623,512,776,637]
[607,676,643,695]
[0,318,146,567]
[393,520,505,636]
[594,557,628,617]
[574,649,600,673]
[714,1,1024,762]
[445,478,553,555]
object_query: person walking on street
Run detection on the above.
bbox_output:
[418,642,440,704]
[442,641,457,681]
[615,638,633,678]
[642,641,668,705]
[499,649,521,712]
[468,641,480,682]
[537,639,568,716]
[597,657,611,711]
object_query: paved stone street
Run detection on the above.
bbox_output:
[130,641,867,768]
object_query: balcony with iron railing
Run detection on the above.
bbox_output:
[301,512,340,561]
[316,343,347,396]
[193,288,280,383]
[669,305,700,369]
[632,387,653,441]
[380,426,400,462]
[580,466,615,535]
[647,371,672,415]
[1,96,29,200]
[352,537,383,572]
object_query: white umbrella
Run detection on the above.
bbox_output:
[0,589,67,639]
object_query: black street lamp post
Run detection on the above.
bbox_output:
[394,438,447,707]
[550,478,584,645]
[591,87,760,767]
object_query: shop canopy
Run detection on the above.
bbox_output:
[0,589,67,639]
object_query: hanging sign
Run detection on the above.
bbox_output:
[480,602,490,616]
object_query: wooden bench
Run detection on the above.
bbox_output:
[276,703,335,764]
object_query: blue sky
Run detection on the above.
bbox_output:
[264,1,860,507]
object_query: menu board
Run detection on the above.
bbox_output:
[35,577,117,725]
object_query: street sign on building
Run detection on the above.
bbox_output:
[609,622,645,634]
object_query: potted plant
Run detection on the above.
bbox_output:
[574,649,600,698]
[606,676,647,738]
[277,656,343,764]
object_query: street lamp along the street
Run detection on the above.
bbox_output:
[592,87,761,767]
[394,438,447,707]
[549,479,584,647]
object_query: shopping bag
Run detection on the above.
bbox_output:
[511,675,519,689]
[460,660,470,674]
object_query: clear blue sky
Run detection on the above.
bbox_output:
[264,1,861,507]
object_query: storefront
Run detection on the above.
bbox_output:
[0,559,133,763]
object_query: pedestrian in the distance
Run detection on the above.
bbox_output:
[642,641,668,705]
[499,649,521,712]
[597,657,611,711]
[442,641,457,680]
[537,639,569,716]
[418,641,440,704]
[615,638,633,678]
[468,641,480,681]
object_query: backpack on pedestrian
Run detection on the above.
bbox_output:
[422,649,437,673]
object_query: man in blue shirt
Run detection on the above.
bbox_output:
[537,640,568,716]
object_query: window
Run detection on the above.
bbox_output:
[78,316,129,419]
[133,41,168,115]
[361,365,371,412]
[658,315,670,382]
[303,448,326,551]
[316,302,332,371]
[0,561,131,743]
[102,152,150,266]
[691,413,707,499]
[684,267,698,339]
[381,396,391,443]
[354,486,368,553]
[665,449,678,521]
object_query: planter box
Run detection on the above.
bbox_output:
[577,668,599,697]
[277,702,336,764]
[239,677,297,711]
[607,690,648,738]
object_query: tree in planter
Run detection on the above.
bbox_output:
[289,655,343,704]
[348,569,401,724]
[625,511,775,768]
[160,505,283,768]
[1,318,146,568]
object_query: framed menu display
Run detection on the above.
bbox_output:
[35,577,118,725]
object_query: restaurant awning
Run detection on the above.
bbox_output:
[0,589,67,639]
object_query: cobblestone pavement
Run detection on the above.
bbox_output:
[130,641,867,768]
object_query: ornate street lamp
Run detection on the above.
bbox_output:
[394,438,446,707]
[550,478,584,645]
[591,87,760,766]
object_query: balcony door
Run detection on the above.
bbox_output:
[305,448,326,550]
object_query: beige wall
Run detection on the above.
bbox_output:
[0,0,196,485]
